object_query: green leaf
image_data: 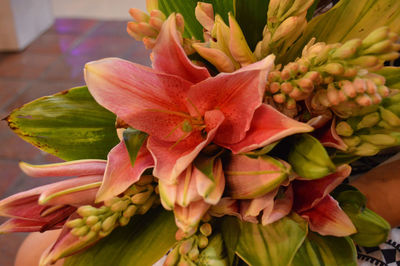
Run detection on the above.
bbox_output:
[285,0,400,63]
[332,185,390,247]
[234,0,269,50]
[288,134,336,179]
[158,0,234,40]
[220,216,241,266]
[376,67,400,90]
[236,213,308,266]
[241,141,279,157]
[6,86,119,161]
[331,152,360,165]
[123,128,148,166]
[306,0,320,21]
[292,232,357,266]
[64,207,177,266]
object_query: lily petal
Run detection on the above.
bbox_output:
[315,118,348,151]
[19,160,106,178]
[0,218,65,233]
[225,154,289,199]
[223,104,314,153]
[241,188,278,223]
[85,57,193,142]
[174,200,210,233]
[158,179,177,210]
[149,109,225,182]
[152,14,210,83]
[292,164,351,213]
[188,55,275,144]
[195,158,225,205]
[96,141,154,202]
[262,185,293,225]
[300,195,356,236]
[176,165,202,207]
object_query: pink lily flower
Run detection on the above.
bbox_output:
[314,118,348,151]
[84,13,313,201]
[292,164,357,236]
[0,160,106,264]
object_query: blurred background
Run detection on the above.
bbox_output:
[0,1,150,265]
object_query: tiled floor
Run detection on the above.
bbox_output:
[0,18,150,266]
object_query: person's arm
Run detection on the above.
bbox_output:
[350,159,400,227]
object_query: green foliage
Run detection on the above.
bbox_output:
[64,207,177,266]
[288,134,336,179]
[236,213,308,266]
[292,232,357,266]
[285,0,400,63]
[123,128,148,166]
[158,0,234,40]
[6,86,119,161]
[234,0,269,50]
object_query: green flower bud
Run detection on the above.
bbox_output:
[319,63,344,76]
[81,230,98,242]
[188,246,200,261]
[137,195,157,215]
[131,190,152,205]
[363,40,393,55]
[85,216,99,226]
[119,216,130,226]
[198,235,209,249]
[360,134,397,146]
[354,143,379,156]
[77,206,100,217]
[123,205,137,218]
[380,107,400,127]
[343,136,361,147]
[91,222,102,232]
[200,223,212,237]
[378,120,392,129]
[379,52,399,61]
[348,56,379,68]
[101,213,119,232]
[71,226,89,237]
[336,121,354,136]
[104,197,121,207]
[356,112,380,129]
[111,200,130,212]
[362,27,389,48]
[332,39,362,59]
[66,218,85,228]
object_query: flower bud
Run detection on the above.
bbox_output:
[356,112,380,129]
[91,222,102,232]
[343,136,361,147]
[188,246,200,260]
[137,195,157,214]
[273,93,286,103]
[85,216,99,226]
[341,80,357,98]
[349,56,380,68]
[129,8,150,23]
[272,16,298,42]
[327,84,340,105]
[111,200,130,212]
[77,206,100,217]
[269,82,281,94]
[332,39,362,59]
[200,223,212,237]
[363,40,393,55]
[101,213,119,232]
[336,121,354,137]
[165,246,180,266]
[198,235,209,249]
[360,134,397,146]
[123,205,137,218]
[131,190,152,205]
[179,238,194,255]
[119,216,131,226]
[71,226,89,237]
[320,63,344,76]
[378,52,400,61]
[362,27,389,48]
[380,107,400,127]
[354,143,379,156]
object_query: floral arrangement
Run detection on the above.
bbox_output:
[1,0,400,265]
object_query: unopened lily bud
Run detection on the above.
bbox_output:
[66,218,84,228]
[111,200,130,212]
[179,238,194,255]
[336,121,354,136]
[188,246,200,260]
[349,56,380,68]
[363,40,393,55]
[379,52,400,61]
[71,226,89,237]
[272,16,298,42]
[320,63,344,75]
[343,136,361,147]
[280,82,293,94]
[269,82,281,93]
[362,27,389,48]
[102,213,119,232]
[200,223,212,237]
[332,39,362,59]
[377,85,390,97]
[131,190,152,205]
[198,235,209,249]
[119,216,130,226]
[77,206,100,217]
[380,107,400,127]
[354,143,379,156]
[273,93,286,103]
[137,195,157,214]
[129,8,150,23]
[123,205,137,218]
[355,94,373,106]
[91,222,102,232]
[165,246,180,266]
[357,112,380,129]
[85,216,99,226]
[361,134,398,146]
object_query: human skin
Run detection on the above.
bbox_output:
[350,159,400,227]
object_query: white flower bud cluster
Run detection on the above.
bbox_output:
[66,175,159,241]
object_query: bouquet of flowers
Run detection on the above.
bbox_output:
[2,0,400,265]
